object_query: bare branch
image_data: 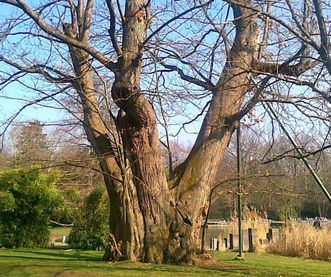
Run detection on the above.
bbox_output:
[106,0,122,56]
[143,0,215,46]
[0,55,75,83]
[81,0,95,41]
[159,61,215,91]
[0,0,118,71]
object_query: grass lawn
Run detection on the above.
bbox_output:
[48,227,71,237]
[0,248,330,276]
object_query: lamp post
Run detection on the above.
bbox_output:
[237,123,244,259]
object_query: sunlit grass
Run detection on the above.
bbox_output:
[49,226,71,237]
[0,248,330,276]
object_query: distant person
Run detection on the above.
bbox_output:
[313,217,321,229]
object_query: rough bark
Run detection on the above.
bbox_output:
[63,20,144,261]
[110,0,174,263]
[62,0,174,263]
[168,0,259,262]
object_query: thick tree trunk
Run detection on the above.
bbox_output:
[167,1,259,262]
[112,67,174,263]
[63,1,174,262]
[73,70,145,261]
[64,20,145,260]
[115,106,173,262]
[107,0,174,263]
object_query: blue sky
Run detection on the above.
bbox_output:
[1,0,327,149]
[0,3,66,126]
[0,1,209,146]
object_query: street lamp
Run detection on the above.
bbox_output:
[237,123,244,259]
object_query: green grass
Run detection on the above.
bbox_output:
[0,248,330,276]
[216,252,331,276]
[48,227,71,237]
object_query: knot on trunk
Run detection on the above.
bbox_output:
[112,82,140,107]
[113,82,156,129]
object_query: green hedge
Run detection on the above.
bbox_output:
[0,168,62,248]
[68,186,109,250]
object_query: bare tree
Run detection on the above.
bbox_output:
[0,0,328,263]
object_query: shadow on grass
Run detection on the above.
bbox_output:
[1,261,252,276]
[1,249,268,276]
[3,248,103,261]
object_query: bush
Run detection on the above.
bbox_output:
[68,186,109,250]
[278,205,298,221]
[0,168,62,248]
[52,187,81,224]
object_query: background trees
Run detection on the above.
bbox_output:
[210,129,331,220]
[13,120,50,167]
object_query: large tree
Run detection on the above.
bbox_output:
[0,0,327,263]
